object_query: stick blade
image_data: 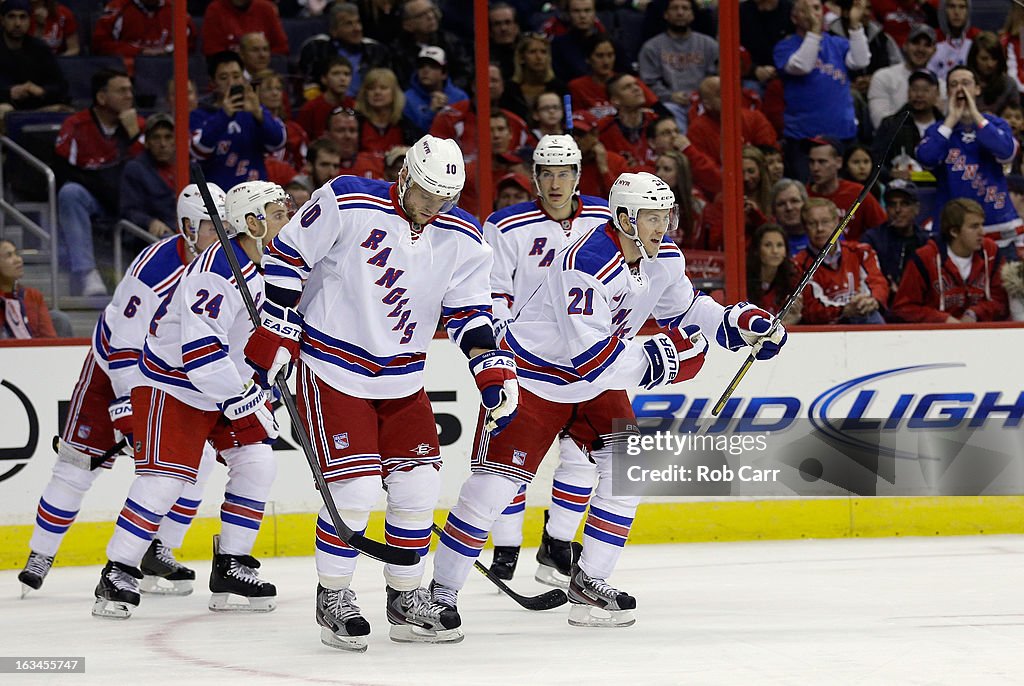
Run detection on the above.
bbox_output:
[347,534,421,566]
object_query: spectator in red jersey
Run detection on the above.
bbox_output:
[567,33,658,121]
[460,110,529,215]
[54,68,144,297]
[1,0,67,118]
[494,172,532,210]
[353,67,416,158]
[595,73,660,172]
[893,197,1008,323]
[255,70,308,175]
[744,146,774,220]
[806,137,887,240]
[0,239,57,338]
[655,149,711,250]
[488,1,519,80]
[797,197,889,324]
[686,76,778,165]
[297,56,354,141]
[871,0,938,49]
[771,177,810,254]
[202,0,287,57]
[93,0,196,60]
[503,32,566,122]
[119,113,176,239]
[647,116,722,199]
[29,0,77,55]
[571,110,627,198]
[324,106,384,178]
[747,224,804,325]
[1003,4,1024,94]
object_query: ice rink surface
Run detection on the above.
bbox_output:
[3,535,1024,686]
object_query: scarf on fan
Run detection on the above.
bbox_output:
[1,289,33,339]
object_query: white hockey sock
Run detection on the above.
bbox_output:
[433,472,521,591]
[29,459,101,557]
[546,436,597,541]
[579,446,640,580]
[107,475,185,567]
[315,476,381,583]
[489,484,526,547]
[383,465,439,590]
[155,443,215,549]
[217,444,276,556]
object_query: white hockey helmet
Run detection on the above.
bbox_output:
[532,134,582,207]
[399,134,465,214]
[608,172,678,261]
[176,183,226,254]
[224,181,291,253]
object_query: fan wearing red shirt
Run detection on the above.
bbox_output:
[297,56,355,141]
[806,138,886,241]
[92,0,195,59]
[29,0,78,55]
[571,110,628,198]
[686,76,778,165]
[567,32,657,120]
[201,0,287,56]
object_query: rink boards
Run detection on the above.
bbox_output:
[1,325,1023,569]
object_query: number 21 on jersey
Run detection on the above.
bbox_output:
[567,287,594,316]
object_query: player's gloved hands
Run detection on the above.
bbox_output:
[470,349,519,435]
[717,302,787,360]
[108,396,134,457]
[220,382,279,445]
[244,301,302,388]
[640,325,707,389]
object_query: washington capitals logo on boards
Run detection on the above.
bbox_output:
[411,443,434,456]
[333,433,350,450]
[512,449,527,466]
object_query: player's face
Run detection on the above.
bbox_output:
[194,219,219,253]
[804,206,835,249]
[262,201,292,237]
[403,180,453,224]
[535,165,577,207]
[635,207,677,256]
[759,231,787,269]
[950,213,985,254]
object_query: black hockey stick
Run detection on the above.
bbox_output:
[189,164,418,566]
[711,111,912,415]
[430,523,568,610]
[51,435,128,470]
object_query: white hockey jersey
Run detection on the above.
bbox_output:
[263,176,493,399]
[483,195,611,323]
[138,239,263,411]
[93,235,190,399]
[504,225,726,403]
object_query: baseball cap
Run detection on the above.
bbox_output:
[908,69,939,87]
[907,24,937,44]
[417,46,447,68]
[570,111,598,133]
[1,0,30,14]
[144,112,174,135]
[884,179,919,202]
[806,135,842,155]
[496,172,532,194]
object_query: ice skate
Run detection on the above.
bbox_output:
[140,539,195,596]
[92,560,142,619]
[535,510,572,589]
[386,580,463,644]
[18,552,55,598]
[490,545,520,581]
[317,584,371,652]
[566,543,636,628]
[208,535,276,612]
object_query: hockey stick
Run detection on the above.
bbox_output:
[189,164,418,566]
[710,111,911,416]
[430,523,568,610]
[50,435,128,470]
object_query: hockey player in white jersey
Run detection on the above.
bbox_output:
[431,172,788,629]
[92,181,292,619]
[246,134,518,651]
[19,184,226,598]
[483,134,610,586]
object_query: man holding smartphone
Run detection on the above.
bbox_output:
[191,50,287,190]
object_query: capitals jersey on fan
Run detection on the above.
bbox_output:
[484,195,611,324]
[503,225,726,403]
[92,235,191,399]
[916,115,1022,245]
[139,240,263,411]
[263,176,493,399]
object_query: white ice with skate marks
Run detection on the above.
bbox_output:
[4,536,1024,685]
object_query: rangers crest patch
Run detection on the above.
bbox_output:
[512,449,527,466]
[333,432,350,450]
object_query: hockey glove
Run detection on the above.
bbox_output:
[244,301,302,388]
[470,349,519,435]
[717,302,787,360]
[220,382,279,445]
[108,396,134,458]
[640,325,708,389]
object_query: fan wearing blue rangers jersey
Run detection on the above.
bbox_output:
[484,134,612,589]
[247,134,519,651]
[432,172,789,630]
[92,182,292,620]
[18,184,226,600]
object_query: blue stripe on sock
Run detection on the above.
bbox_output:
[588,506,633,527]
[501,502,526,515]
[165,511,192,525]
[438,530,484,558]
[35,515,69,534]
[116,516,156,541]
[315,538,360,558]
[551,497,588,513]
[221,512,261,530]
[583,524,627,547]
[39,498,78,519]
[552,480,592,496]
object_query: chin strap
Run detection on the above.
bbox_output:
[617,220,656,262]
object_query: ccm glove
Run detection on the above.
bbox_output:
[640,325,707,389]
[717,302,787,360]
[220,382,279,445]
[108,396,134,457]
[470,349,519,435]
[245,301,302,387]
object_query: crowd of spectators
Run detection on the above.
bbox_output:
[1,0,1024,325]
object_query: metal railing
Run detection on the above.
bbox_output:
[113,219,159,281]
[0,136,59,307]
